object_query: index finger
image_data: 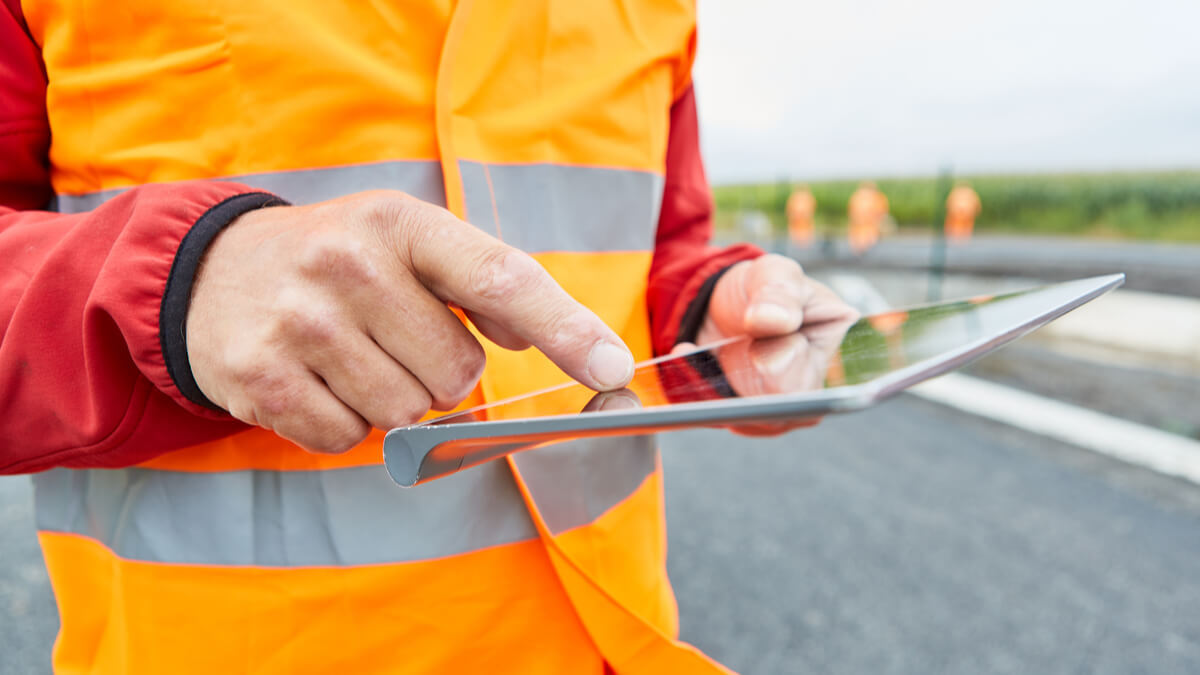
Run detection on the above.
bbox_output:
[400,204,634,391]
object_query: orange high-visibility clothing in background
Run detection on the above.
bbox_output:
[21,0,736,672]
[945,184,982,242]
[787,188,817,248]
[848,184,889,254]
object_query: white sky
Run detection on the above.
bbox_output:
[693,0,1200,183]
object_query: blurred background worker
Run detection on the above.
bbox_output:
[787,184,817,249]
[847,181,889,254]
[945,182,982,243]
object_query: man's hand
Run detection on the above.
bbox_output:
[674,254,859,436]
[186,191,635,453]
[695,254,855,346]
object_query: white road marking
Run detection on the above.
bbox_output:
[911,373,1200,485]
[1033,289,1200,376]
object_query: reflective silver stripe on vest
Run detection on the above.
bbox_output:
[45,159,661,565]
[53,161,662,253]
[511,435,658,536]
[33,437,656,566]
[460,161,662,253]
[53,160,447,214]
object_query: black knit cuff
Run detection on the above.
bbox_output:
[160,192,289,411]
[675,264,737,346]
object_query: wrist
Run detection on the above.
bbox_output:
[675,262,741,346]
[161,192,288,411]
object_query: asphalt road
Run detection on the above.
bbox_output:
[664,396,1200,674]
[4,396,1200,673]
[0,471,56,673]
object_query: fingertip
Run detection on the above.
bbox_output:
[587,340,635,390]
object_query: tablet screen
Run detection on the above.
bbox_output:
[420,275,1116,427]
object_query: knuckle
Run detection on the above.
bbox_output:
[297,232,377,284]
[227,353,282,395]
[431,342,486,405]
[468,247,544,303]
[272,292,340,345]
[250,377,304,421]
[219,342,263,384]
[296,420,369,455]
[320,423,371,454]
[458,342,488,386]
[361,194,427,253]
[228,360,298,423]
[393,390,433,426]
[761,252,804,277]
[361,194,407,228]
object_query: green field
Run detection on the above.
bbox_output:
[713,171,1200,242]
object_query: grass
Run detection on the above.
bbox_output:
[712,170,1200,242]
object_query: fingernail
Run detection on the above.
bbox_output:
[747,303,800,331]
[588,341,634,390]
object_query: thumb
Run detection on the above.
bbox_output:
[739,255,811,337]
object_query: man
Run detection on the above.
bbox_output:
[786,184,817,250]
[847,181,889,254]
[1,0,849,672]
[945,182,982,243]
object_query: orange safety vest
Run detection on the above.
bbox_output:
[786,189,816,247]
[847,187,887,253]
[25,0,731,672]
[945,185,981,241]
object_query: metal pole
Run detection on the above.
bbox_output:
[927,167,953,302]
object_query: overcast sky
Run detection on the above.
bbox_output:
[693,0,1200,183]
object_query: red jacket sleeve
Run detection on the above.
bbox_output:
[0,0,50,210]
[0,2,263,473]
[647,85,762,356]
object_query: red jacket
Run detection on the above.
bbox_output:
[0,0,758,474]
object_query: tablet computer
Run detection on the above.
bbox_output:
[384,273,1123,487]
